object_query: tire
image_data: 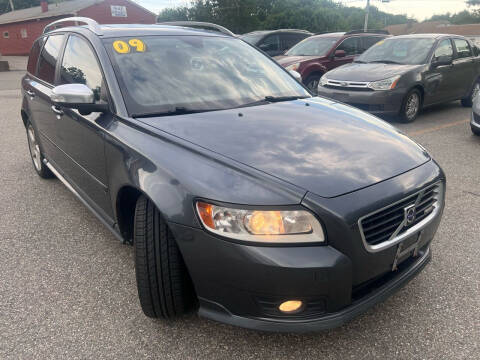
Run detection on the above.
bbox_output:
[398,89,421,123]
[461,79,480,107]
[134,195,195,318]
[472,124,480,136]
[26,122,54,179]
[304,74,322,95]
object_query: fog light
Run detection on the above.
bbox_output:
[278,300,303,313]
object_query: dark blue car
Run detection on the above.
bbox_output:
[21,18,445,332]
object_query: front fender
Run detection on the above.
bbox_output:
[105,118,306,228]
[302,63,327,80]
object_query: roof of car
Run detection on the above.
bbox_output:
[391,33,464,39]
[49,24,232,38]
[242,29,313,36]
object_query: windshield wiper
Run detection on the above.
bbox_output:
[132,107,211,118]
[264,95,310,102]
[368,60,403,65]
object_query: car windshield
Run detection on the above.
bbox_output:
[105,35,310,116]
[357,38,435,65]
[286,37,340,56]
[240,33,265,45]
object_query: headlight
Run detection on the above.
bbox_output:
[368,75,401,91]
[195,201,325,243]
[286,62,300,72]
[320,75,328,87]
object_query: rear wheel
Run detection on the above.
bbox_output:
[461,80,480,107]
[304,74,322,94]
[134,195,195,318]
[26,122,54,179]
[398,89,421,123]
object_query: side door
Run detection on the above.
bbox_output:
[451,38,476,99]
[53,34,113,219]
[23,34,66,166]
[257,34,281,56]
[330,36,362,70]
[424,38,455,105]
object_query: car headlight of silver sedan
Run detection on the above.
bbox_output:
[320,75,329,87]
[367,75,401,91]
[196,201,325,243]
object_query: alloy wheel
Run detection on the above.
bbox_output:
[27,125,42,171]
[405,93,420,120]
[472,82,480,102]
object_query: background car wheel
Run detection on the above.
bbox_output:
[472,124,480,136]
[461,80,480,107]
[398,89,421,123]
[26,122,54,179]
[134,195,195,318]
[304,74,322,94]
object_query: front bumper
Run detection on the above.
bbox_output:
[170,161,445,332]
[471,110,480,130]
[317,85,407,116]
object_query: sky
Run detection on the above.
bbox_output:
[136,0,472,21]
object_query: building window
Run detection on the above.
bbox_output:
[20,28,27,38]
[3,31,9,39]
[111,5,127,17]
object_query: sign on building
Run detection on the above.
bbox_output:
[111,5,128,17]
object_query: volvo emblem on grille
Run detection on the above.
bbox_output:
[404,205,417,225]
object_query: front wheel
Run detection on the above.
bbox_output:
[134,195,195,318]
[398,89,421,123]
[461,80,480,107]
[304,74,322,95]
[26,122,54,179]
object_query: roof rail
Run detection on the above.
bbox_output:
[43,17,102,35]
[345,29,390,35]
[157,21,235,36]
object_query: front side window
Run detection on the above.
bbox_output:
[259,34,280,52]
[363,36,385,51]
[286,37,340,56]
[37,34,64,84]
[357,38,436,65]
[336,37,361,56]
[453,38,472,59]
[434,39,453,59]
[105,36,310,116]
[60,35,103,101]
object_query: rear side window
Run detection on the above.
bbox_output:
[282,33,308,50]
[60,35,103,101]
[27,38,45,74]
[336,37,362,56]
[453,38,472,58]
[259,34,280,52]
[363,36,384,51]
[37,35,64,84]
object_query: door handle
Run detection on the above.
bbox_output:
[26,90,35,97]
[51,105,64,116]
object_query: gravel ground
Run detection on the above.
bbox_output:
[0,71,478,359]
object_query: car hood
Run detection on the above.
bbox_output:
[274,55,325,67]
[139,97,430,198]
[326,62,422,82]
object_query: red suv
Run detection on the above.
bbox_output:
[275,30,389,92]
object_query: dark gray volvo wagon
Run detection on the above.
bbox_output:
[21,18,445,332]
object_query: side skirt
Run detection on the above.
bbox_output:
[43,158,125,243]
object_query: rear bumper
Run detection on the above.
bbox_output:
[198,247,431,333]
[317,86,407,115]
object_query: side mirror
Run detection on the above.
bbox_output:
[289,70,302,82]
[334,50,346,58]
[50,84,108,113]
[432,55,452,68]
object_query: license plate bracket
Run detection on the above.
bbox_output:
[392,230,424,271]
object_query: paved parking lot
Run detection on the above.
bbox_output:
[0,70,478,359]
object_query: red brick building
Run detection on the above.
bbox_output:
[0,0,157,55]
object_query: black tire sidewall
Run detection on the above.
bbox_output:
[304,74,322,94]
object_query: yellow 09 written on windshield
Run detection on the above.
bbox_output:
[113,39,146,54]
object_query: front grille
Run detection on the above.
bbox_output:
[359,183,443,249]
[324,85,373,92]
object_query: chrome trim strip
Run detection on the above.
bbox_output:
[358,182,444,253]
[325,79,370,88]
